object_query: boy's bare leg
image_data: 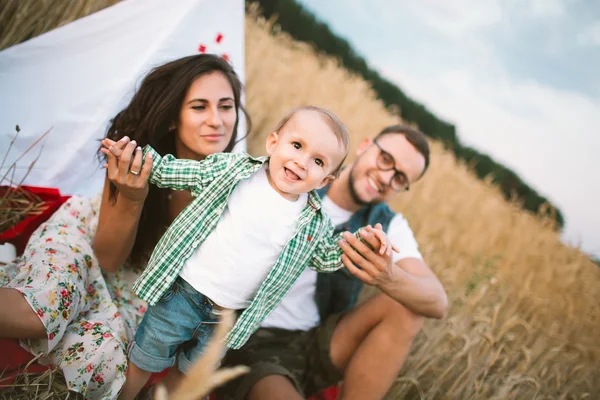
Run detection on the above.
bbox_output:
[0,288,46,339]
[119,361,153,400]
[163,367,185,393]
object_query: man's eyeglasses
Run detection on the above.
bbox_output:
[373,140,410,192]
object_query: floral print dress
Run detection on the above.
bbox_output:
[0,195,148,399]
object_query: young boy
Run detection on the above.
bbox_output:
[103,106,396,399]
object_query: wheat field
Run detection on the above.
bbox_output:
[1,1,600,399]
[244,5,600,399]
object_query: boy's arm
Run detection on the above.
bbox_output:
[309,229,362,272]
[310,226,397,273]
[143,146,231,196]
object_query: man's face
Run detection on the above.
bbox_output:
[348,133,426,205]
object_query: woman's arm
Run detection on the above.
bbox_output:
[93,178,145,273]
[94,137,152,272]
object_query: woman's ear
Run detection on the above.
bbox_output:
[265,131,279,156]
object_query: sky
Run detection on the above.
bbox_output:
[297,0,600,258]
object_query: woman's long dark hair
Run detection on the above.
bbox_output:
[101,54,251,266]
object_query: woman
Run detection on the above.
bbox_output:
[0,53,250,399]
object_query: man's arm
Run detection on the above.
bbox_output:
[382,257,448,319]
[340,226,448,319]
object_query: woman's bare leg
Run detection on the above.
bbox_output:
[0,288,46,339]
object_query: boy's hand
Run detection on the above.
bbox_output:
[100,137,153,203]
[339,223,400,287]
[369,226,399,257]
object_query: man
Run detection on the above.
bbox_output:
[220,125,448,400]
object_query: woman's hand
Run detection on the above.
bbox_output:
[100,137,153,203]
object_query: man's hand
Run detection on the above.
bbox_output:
[339,223,400,287]
[340,225,449,319]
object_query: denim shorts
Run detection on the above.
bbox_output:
[129,277,222,373]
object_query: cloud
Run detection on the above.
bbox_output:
[297,0,600,256]
[577,21,600,46]
[361,0,600,255]
[414,0,504,35]
[358,0,504,36]
[378,61,600,256]
[376,0,570,37]
[524,0,567,18]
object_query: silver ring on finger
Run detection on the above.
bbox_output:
[129,170,140,176]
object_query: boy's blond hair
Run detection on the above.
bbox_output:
[272,106,350,177]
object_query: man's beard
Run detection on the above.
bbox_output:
[348,165,382,207]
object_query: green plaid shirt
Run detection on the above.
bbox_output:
[133,146,355,349]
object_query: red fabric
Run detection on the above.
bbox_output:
[0,185,71,256]
[0,339,170,389]
[146,369,170,386]
[0,186,69,386]
[208,385,340,400]
[0,339,50,386]
[309,384,340,400]
[0,335,341,395]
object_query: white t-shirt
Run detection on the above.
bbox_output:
[179,165,307,310]
[261,195,423,331]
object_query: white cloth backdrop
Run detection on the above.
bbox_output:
[0,0,245,197]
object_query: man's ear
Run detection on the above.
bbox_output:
[316,174,336,190]
[356,137,372,156]
[265,131,279,156]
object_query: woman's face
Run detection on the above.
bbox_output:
[175,71,237,160]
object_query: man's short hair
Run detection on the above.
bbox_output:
[375,125,430,177]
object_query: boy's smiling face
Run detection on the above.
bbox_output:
[265,110,346,201]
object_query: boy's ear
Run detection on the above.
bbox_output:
[315,174,336,190]
[265,131,279,156]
